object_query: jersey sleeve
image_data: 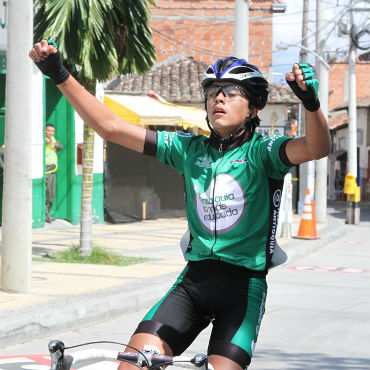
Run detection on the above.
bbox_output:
[258,134,293,179]
[156,131,195,175]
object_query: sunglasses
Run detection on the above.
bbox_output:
[204,85,248,101]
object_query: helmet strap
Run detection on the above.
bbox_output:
[205,112,255,151]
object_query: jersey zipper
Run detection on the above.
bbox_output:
[210,149,225,257]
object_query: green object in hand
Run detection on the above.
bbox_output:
[47,39,58,49]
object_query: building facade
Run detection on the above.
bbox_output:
[328,52,370,201]
[149,0,282,75]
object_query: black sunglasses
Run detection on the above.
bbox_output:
[204,85,248,100]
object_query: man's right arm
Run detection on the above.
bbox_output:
[58,76,146,153]
[29,40,146,153]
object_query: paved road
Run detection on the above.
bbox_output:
[1,212,369,370]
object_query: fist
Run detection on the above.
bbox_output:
[29,40,58,63]
[285,64,308,92]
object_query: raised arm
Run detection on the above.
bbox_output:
[284,63,331,165]
[29,40,146,153]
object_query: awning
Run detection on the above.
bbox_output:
[104,92,210,133]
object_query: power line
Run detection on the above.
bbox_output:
[153,28,278,58]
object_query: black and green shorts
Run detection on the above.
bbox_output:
[133,259,267,369]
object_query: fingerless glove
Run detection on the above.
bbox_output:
[286,63,320,112]
[35,40,70,85]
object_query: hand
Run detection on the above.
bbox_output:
[29,40,70,85]
[285,64,308,92]
[285,63,320,112]
[29,39,57,63]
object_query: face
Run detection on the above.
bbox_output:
[45,126,55,139]
[205,82,257,137]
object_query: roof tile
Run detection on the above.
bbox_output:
[105,55,299,105]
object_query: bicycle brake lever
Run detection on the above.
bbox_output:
[48,340,65,370]
[192,354,209,370]
[138,345,160,367]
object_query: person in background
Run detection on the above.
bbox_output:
[45,123,63,223]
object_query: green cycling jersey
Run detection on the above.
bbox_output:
[154,130,292,274]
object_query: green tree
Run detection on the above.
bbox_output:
[34,0,156,255]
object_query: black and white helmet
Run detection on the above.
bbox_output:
[202,57,269,110]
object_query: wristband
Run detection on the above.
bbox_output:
[286,63,320,112]
[35,40,70,85]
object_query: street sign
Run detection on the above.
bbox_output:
[257,126,285,137]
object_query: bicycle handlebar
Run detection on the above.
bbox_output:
[48,340,212,370]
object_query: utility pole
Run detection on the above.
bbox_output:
[234,0,249,59]
[300,0,309,63]
[315,0,329,223]
[1,0,33,293]
[299,0,315,212]
[347,0,359,224]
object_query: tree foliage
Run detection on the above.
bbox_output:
[34,0,156,82]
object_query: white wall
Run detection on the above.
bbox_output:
[357,107,369,170]
[258,104,287,136]
[0,1,7,51]
[334,107,369,171]
[74,82,104,175]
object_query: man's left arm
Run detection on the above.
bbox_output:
[284,63,331,165]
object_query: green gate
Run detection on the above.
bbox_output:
[43,78,103,225]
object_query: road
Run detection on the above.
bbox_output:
[1,209,369,370]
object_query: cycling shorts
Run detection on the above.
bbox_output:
[133,259,267,369]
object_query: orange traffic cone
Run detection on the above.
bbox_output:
[294,188,320,240]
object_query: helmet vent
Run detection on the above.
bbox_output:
[205,66,214,74]
[229,66,251,74]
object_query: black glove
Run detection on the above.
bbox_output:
[286,63,320,112]
[35,40,70,85]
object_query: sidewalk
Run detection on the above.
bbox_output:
[0,204,348,349]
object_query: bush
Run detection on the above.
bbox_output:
[34,244,148,266]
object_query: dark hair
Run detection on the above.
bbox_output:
[46,123,55,128]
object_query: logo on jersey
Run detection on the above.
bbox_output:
[195,155,212,169]
[164,132,175,147]
[194,173,246,234]
[176,132,192,138]
[273,189,281,207]
[269,190,282,254]
[229,158,249,165]
[262,134,282,152]
[253,291,266,354]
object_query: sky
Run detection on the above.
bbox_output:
[272,0,370,84]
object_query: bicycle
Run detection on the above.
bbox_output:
[48,339,214,370]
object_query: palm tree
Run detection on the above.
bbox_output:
[34,0,156,255]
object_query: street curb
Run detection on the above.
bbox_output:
[0,271,177,349]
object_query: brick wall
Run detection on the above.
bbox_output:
[149,0,274,74]
[329,61,370,109]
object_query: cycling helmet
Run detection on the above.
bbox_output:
[202,57,269,110]
[202,57,268,150]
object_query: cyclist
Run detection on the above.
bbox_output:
[29,40,330,370]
